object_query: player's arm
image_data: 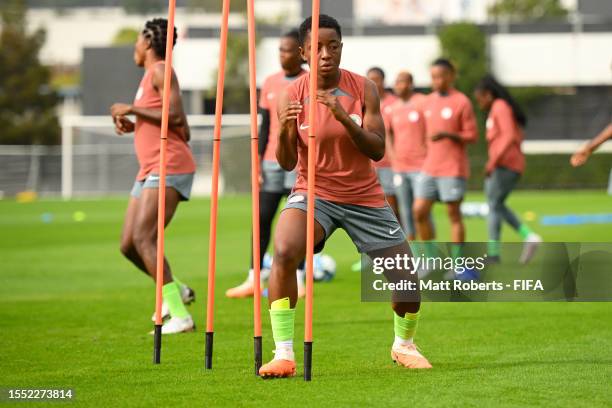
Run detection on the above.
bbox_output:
[316,80,385,161]
[432,102,478,144]
[570,122,612,167]
[275,89,301,171]
[258,108,271,158]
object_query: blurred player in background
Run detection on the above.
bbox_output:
[570,122,612,167]
[259,14,430,378]
[367,67,399,217]
[226,29,307,299]
[387,71,430,240]
[110,18,195,334]
[413,59,477,273]
[475,75,542,264]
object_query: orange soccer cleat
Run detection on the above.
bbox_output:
[259,358,296,379]
[391,343,432,369]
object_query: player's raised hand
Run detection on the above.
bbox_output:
[570,148,590,167]
[114,116,134,135]
[316,90,346,121]
[279,101,302,131]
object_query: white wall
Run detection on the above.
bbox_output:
[173,32,612,90]
[491,33,612,86]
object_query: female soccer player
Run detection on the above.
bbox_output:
[474,75,542,264]
[110,18,195,334]
[367,66,399,217]
[387,71,428,240]
[413,59,477,270]
[226,30,307,299]
[258,15,431,378]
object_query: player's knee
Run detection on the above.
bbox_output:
[132,229,156,252]
[413,202,429,222]
[273,240,301,269]
[446,205,462,222]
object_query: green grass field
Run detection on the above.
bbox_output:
[1,191,611,407]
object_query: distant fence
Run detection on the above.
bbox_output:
[0,114,610,199]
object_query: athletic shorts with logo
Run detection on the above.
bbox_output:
[413,172,466,203]
[283,192,406,254]
[130,172,194,201]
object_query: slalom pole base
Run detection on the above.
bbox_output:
[205,331,214,369]
[304,341,313,381]
[153,324,162,364]
[254,336,262,376]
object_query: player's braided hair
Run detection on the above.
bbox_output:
[142,18,177,59]
[476,74,528,128]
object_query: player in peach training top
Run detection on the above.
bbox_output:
[110,19,195,334]
[474,75,542,264]
[413,59,477,274]
[367,67,400,217]
[387,71,429,240]
[226,29,307,299]
[258,14,430,379]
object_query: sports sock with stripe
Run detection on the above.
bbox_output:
[270,297,295,360]
[487,240,500,257]
[393,311,419,348]
[162,282,189,318]
[518,224,533,240]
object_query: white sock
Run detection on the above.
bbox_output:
[393,336,413,349]
[296,269,305,285]
[273,340,294,361]
[246,268,266,284]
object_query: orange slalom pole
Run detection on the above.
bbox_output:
[205,0,230,370]
[246,0,262,376]
[304,4,320,382]
[153,0,177,364]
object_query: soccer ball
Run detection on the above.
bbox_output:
[313,254,336,282]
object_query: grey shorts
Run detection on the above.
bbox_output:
[414,172,466,203]
[283,192,406,254]
[376,167,395,195]
[261,160,296,193]
[130,173,194,201]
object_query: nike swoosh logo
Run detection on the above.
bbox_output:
[389,227,401,235]
[299,123,310,130]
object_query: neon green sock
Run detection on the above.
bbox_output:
[518,224,533,240]
[488,240,500,257]
[451,243,463,260]
[424,240,436,259]
[394,312,419,341]
[162,282,189,318]
[270,297,294,343]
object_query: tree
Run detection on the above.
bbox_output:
[437,23,487,98]
[209,29,259,113]
[112,27,140,46]
[488,0,568,20]
[437,23,488,187]
[122,0,164,15]
[0,0,59,145]
[187,0,246,13]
